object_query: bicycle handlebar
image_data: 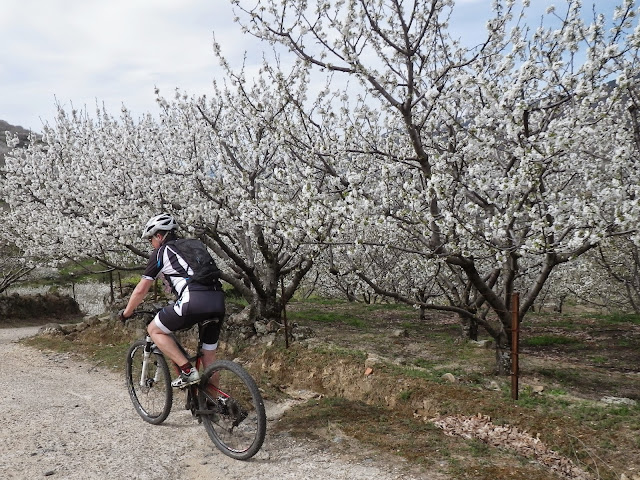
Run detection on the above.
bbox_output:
[118,308,160,325]
[131,309,161,317]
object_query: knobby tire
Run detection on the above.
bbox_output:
[198,359,266,460]
[126,340,173,425]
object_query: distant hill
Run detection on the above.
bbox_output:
[0,120,36,167]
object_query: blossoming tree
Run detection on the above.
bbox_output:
[1,61,336,323]
[233,0,640,371]
[3,0,639,373]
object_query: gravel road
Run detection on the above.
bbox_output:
[0,327,440,480]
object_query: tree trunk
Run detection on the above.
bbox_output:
[458,314,478,341]
[493,324,512,375]
[251,290,282,323]
[495,343,511,376]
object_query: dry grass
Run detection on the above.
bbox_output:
[253,301,640,480]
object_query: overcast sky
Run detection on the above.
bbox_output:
[0,0,619,133]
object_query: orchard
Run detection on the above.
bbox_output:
[3,0,639,373]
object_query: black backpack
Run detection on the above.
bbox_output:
[166,238,221,290]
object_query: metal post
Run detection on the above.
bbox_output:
[511,292,520,400]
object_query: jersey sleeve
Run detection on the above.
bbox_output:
[141,248,163,280]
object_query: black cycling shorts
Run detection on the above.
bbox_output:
[154,289,225,348]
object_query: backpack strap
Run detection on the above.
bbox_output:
[159,240,191,297]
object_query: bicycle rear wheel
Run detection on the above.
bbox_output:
[126,340,173,425]
[198,360,266,460]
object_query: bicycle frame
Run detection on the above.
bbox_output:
[126,310,266,460]
[134,311,214,385]
[137,332,202,385]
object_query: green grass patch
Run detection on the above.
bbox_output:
[412,358,437,369]
[398,389,414,402]
[287,309,367,328]
[399,367,435,381]
[309,344,368,361]
[226,296,248,308]
[526,318,582,330]
[22,334,130,371]
[366,302,414,312]
[534,367,577,382]
[523,335,580,347]
[591,312,640,325]
[291,296,349,306]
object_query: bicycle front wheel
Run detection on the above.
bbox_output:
[126,340,173,425]
[198,360,266,460]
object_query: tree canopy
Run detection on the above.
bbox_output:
[2,1,639,371]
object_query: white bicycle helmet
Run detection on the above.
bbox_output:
[141,213,178,239]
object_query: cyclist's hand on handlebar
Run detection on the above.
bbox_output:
[118,309,130,323]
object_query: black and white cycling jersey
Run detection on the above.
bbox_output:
[142,241,225,348]
[142,242,212,296]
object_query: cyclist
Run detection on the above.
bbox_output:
[119,213,225,388]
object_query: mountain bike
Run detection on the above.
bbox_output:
[124,310,266,460]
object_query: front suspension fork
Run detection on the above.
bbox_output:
[139,335,160,387]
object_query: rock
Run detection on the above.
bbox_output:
[228,308,251,326]
[38,323,63,335]
[291,326,313,341]
[365,354,383,369]
[265,320,281,333]
[414,398,439,420]
[85,316,100,327]
[486,380,501,391]
[74,322,89,332]
[392,329,408,337]
[262,333,277,346]
[60,324,76,335]
[601,396,637,407]
[532,385,545,394]
[441,373,456,383]
[240,327,254,340]
[254,321,269,335]
[469,339,493,348]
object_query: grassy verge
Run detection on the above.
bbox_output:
[251,342,638,480]
[21,321,132,371]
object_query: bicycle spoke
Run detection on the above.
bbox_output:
[198,360,266,460]
[126,340,173,425]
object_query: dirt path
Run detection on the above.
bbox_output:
[0,327,439,480]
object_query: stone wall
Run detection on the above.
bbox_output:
[0,292,81,320]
